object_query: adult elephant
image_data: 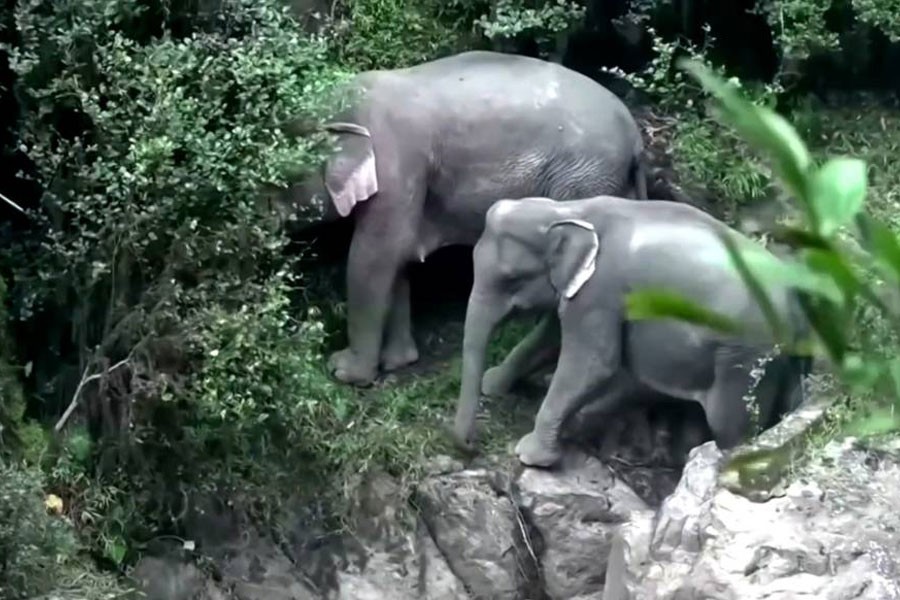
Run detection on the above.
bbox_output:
[293,50,647,386]
[452,195,812,468]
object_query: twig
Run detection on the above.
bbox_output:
[54,357,131,434]
[0,190,25,213]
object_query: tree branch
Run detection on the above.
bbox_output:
[54,357,131,434]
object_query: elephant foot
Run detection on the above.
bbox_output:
[515,431,563,468]
[481,366,515,397]
[450,423,477,454]
[328,347,378,386]
[380,340,420,372]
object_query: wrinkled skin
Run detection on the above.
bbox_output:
[453,195,812,468]
[288,51,648,386]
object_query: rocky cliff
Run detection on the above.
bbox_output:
[132,397,900,600]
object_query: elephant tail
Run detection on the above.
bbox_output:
[630,153,649,200]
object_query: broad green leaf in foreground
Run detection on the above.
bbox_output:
[802,248,861,306]
[771,225,831,250]
[625,288,744,333]
[796,293,848,364]
[811,157,867,237]
[680,59,815,224]
[842,406,900,438]
[841,353,883,390]
[857,212,900,284]
[720,233,844,304]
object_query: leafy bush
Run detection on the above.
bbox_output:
[2,0,358,563]
[0,461,77,598]
[475,0,585,57]
[331,0,478,70]
[604,26,784,213]
[755,0,840,61]
[852,0,900,42]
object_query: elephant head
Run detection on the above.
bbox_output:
[274,120,380,232]
[452,200,600,449]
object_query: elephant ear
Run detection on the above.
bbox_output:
[545,219,600,299]
[323,122,379,218]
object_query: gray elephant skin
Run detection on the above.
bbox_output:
[287,50,648,386]
[452,195,812,468]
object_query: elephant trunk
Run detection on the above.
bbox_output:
[453,287,507,449]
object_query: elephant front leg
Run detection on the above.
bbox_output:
[328,231,402,386]
[380,272,420,372]
[515,307,623,468]
[482,313,560,397]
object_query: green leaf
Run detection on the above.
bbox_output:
[680,59,815,224]
[811,157,867,236]
[856,212,900,284]
[771,225,831,250]
[843,406,900,438]
[625,288,744,334]
[802,248,861,305]
[717,231,787,343]
[105,537,128,565]
[722,234,844,304]
[797,293,847,364]
[841,353,882,390]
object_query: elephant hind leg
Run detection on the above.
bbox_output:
[702,346,782,450]
[481,312,560,397]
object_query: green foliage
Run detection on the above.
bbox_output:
[605,26,781,212]
[601,25,719,113]
[852,0,900,42]
[331,0,478,70]
[671,116,773,212]
[755,0,840,61]
[627,60,900,438]
[475,0,585,55]
[4,0,362,567]
[0,461,77,598]
[0,277,23,455]
[176,276,352,492]
[8,0,342,327]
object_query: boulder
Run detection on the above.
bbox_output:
[604,437,900,600]
[416,467,531,599]
[517,451,648,599]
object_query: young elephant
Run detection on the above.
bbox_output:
[452,195,812,468]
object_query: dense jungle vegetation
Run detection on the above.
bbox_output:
[3,0,900,595]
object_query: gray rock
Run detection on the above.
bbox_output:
[517,451,648,599]
[218,530,318,600]
[604,437,900,600]
[130,555,228,600]
[416,468,529,600]
[329,471,469,600]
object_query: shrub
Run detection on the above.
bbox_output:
[3,0,354,563]
[475,0,586,58]
[603,26,784,214]
[0,461,77,598]
[331,0,478,70]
